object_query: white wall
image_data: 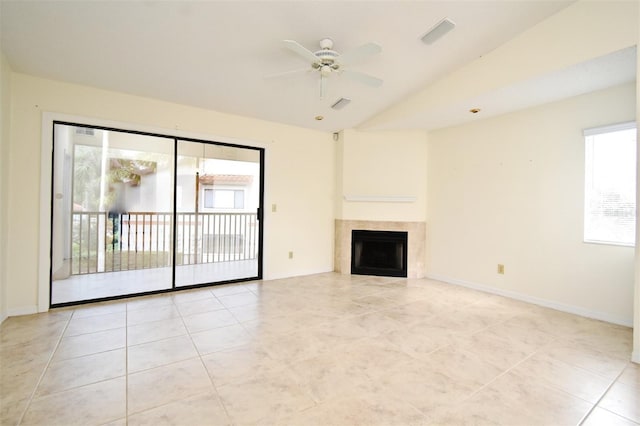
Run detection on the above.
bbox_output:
[6,72,335,314]
[427,82,636,326]
[336,129,428,222]
[0,52,12,322]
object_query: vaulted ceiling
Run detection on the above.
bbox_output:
[0,1,636,132]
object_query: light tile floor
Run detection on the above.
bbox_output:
[1,273,638,425]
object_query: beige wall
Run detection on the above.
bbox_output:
[0,52,11,322]
[6,72,336,313]
[427,82,636,326]
[336,129,428,222]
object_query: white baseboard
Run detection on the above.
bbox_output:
[426,274,633,328]
[263,268,334,282]
[0,311,7,325]
[7,305,39,317]
[632,351,640,364]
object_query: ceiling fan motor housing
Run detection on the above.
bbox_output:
[319,37,333,49]
[314,37,340,72]
[314,49,339,65]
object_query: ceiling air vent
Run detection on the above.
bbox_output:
[331,97,351,110]
[421,18,456,45]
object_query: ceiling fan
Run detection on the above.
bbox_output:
[268,38,383,99]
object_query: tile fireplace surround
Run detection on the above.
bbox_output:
[335,220,426,279]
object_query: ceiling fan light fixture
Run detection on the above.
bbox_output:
[421,18,456,45]
[320,65,332,76]
[331,97,352,110]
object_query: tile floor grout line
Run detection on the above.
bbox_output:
[454,328,629,426]
[576,364,629,426]
[126,354,203,376]
[127,328,196,348]
[452,328,561,405]
[124,297,186,418]
[15,311,75,425]
[196,357,235,425]
[537,348,627,383]
[586,405,640,425]
[174,297,236,425]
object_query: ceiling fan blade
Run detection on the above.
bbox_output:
[263,68,309,79]
[341,70,383,88]
[283,40,320,64]
[337,42,381,65]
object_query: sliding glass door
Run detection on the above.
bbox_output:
[50,123,262,306]
[175,141,261,287]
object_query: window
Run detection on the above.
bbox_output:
[584,122,637,246]
[203,188,214,208]
[203,188,245,209]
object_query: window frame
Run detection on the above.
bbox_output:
[583,121,637,247]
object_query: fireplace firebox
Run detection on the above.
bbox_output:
[351,230,408,277]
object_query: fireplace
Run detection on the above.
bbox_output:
[335,220,425,278]
[351,230,408,277]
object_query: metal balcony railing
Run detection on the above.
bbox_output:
[70,211,258,275]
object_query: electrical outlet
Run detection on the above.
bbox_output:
[497,264,505,274]
[272,204,277,213]
[288,251,293,259]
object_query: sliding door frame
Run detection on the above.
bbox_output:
[48,120,264,308]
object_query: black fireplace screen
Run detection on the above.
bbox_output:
[351,230,408,277]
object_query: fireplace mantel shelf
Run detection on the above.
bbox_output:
[343,195,416,203]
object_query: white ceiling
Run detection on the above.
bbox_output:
[2,0,630,133]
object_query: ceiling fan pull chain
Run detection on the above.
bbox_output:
[320,74,326,99]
